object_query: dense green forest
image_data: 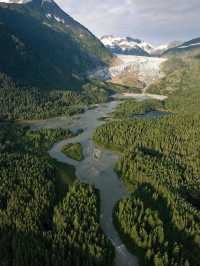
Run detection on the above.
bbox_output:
[93,57,200,265]
[112,99,164,118]
[0,73,83,120]
[0,73,122,121]
[0,123,114,266]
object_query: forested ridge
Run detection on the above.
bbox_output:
[0,73,121,121]
[93,57,200,265]
[0,0,112,89]
[0,123,114,266]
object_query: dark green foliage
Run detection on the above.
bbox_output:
[0,73,84,120]
[0,0,112,88]
[26,128,74,151]
[114,184,200,266]
[0,123,114,266]
[0,152,56,231]
[112,99,164,118]
[81,79,114,104]
[53,182,114,266]
[0,74,115,121]
[93,57,200,266]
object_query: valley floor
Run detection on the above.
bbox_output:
[2,53,200,266]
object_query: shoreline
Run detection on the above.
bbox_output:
[121,92,167,101]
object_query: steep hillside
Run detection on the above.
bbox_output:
[147,56,200,96]
[163,37,200,58]
[0,0,112,88]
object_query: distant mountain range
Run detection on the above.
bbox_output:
[100,35,182,57]
[0,0,112,88]
[163,37,200,57]
[0,0,199,90]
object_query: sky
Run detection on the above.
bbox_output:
[56,0,200,45]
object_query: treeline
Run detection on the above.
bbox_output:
[93,57,200,265]
[26,128,74,151]
[0,73,84,120]
[0,123,114,266]
[0,73,120,121]
[112,99,164,119]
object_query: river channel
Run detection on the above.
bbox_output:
[30,95,167,266]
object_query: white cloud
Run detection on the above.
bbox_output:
[56,0,200,44]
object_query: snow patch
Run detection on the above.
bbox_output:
[0,0,32,3]
[54,15,65,24]
[46,13,52,19]
[46,13,65,24]
[178,43,200,49]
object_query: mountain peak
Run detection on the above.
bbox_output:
[0,0,54,4]
[100,35,181,56]
[100,35,154,56]
[0,0,112,88]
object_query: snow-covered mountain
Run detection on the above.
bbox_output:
[101,35,153,56]
[101,35,181,57]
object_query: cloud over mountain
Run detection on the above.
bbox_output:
[56,0,200,44]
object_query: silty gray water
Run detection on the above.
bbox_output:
[31,101,138,266]
[29,94,169,266]
[49,102,138,266]
[30,100,138,266]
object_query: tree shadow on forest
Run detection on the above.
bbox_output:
[0,229,109,266]
[133,183,200,265]
[181,187,200,211]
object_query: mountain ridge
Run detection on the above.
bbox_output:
[163,37,200,57]
[100,35,181,57]
[0,0,113,88]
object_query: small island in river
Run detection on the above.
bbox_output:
[62,143,84,161]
